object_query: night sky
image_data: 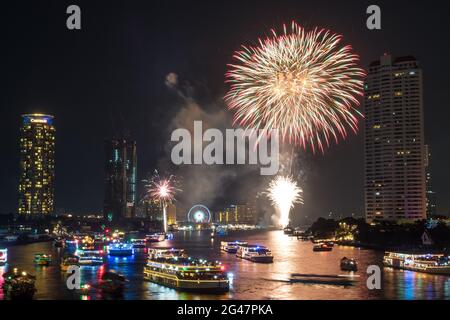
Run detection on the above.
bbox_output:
[1,0,449,220]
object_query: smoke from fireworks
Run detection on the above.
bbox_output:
[225,21,365,152]
[267,176,303,227]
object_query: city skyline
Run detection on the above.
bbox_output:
[2,0,450,306]
[1,1,450,219]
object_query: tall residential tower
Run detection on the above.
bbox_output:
[104,138,137,223]
[18,114,56,215]
[364,55,426,223]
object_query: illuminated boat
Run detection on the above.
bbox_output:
[65,237,78,247]
[131,239,147,249]
[289,273,358,286]
[236,244,274,263]
[283,226,293,235]
[34,253,52,266]
[2,268,36,300]
[76,250,104,266]
[61,253,80,271]
[340,257,358,272]
[383,252,450,275]
[107,243,134,256]
[313,243,333,252]
[146,233,165,242]
[143,248,229,292]
[79,236,95,250]
[0,248,7,265]
[220,241,246,254]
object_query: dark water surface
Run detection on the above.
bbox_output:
[1,230,449,300]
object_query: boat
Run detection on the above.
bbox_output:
[2,268,36,300]
[65,237,78,247]
[34,253,52,266]
[79,236,95,251]
[220,241,246,254]
[326,241,335,247]
[107,242,134,256]
[4,235,18,243]
[293,229,306,237]
[289,273,358,286]
[143,248,229,293]
[383,251,450,275]
[98,270,128,296]
[340,257,358,271]
[131,239,147,249]
[0,248,7,265]
[313,243,333,252]
[236,244,274,263]
[93,236,106,249]
[61,253,80,271]
[146,233,166,242]
[76,250,104,266]
[283,226,293,235]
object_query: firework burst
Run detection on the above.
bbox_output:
[267,175,303,227]
[145,170,181,233]
[225,21,365,152]
[146,170,179,203]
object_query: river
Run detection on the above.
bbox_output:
[1,230,449,300]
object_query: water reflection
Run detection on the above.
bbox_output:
[0,230,449,300]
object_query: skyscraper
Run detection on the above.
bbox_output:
[104,138,137,223]
[364,54,426,223]
[18,114,55,215]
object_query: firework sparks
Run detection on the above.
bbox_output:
[145,170,180,232]
[267,176,303,228]
[225,21,365,152]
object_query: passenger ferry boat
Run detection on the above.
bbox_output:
[65,237,78,247]
[383,252,450,275]
[131,239,147,249]
[61,254,80,271]
[146,233,166,242]
[0,248,7,265]
[79,236,95,251]
[313,243,333,252]
[143,248,229,292]
[283,226,293,235]
[107,243,134,256]
[236,244,273,263]
[220,241,246,254]
[34,253,52,266]
[76,249,104,266]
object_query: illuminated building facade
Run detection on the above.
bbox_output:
[424,145,437,217]
[364,55,426,223]
[104,139,137,223]
[18,114,55,215]
[137,198,162,221]
[216,202,257,224]
[166,203,177,225]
